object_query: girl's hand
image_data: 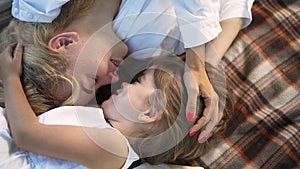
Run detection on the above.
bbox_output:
[0,43,23,83]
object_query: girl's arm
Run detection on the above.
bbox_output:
[0,44,128,169]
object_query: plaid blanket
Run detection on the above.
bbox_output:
[190,0,300,168]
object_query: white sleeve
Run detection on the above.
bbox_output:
[219,0,255,29]
[11,0,70,23]
[172,0,222,48]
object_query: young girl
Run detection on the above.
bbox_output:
[6,0,254,141]
[0,44,233,168]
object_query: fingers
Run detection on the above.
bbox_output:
[183,71,199,122]
[193,91,220,143]
[197,107,218,143]
[13,43,24,63]
[1,43,15,58]
[188,78,213,129]
[0,43,24,81]
[1,43,20,60]
[13,43,24,58]
[199,92,219,142]
[189,113,207,136]
[13,43,24,76]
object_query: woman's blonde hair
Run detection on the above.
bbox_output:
[0,0,95,114]
[128,56,234,164]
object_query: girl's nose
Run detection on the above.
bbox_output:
[121,82,128,88]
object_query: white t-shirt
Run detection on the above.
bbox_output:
[11,0,254,59]
[113,0,253,59]
[0,106,139,169]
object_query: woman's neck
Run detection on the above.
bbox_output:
[65,0,122,35]
[88,0,122,25]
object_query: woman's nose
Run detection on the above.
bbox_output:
[114,41,128,59]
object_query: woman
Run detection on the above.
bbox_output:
[0,44,233,168]
[0,0,127,112]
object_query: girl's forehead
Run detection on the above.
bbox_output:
[144,68,155,74]
[143,69,155,79]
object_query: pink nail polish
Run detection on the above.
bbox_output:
[189,131,196,137]
[206,133,211,139]
[187,112,194,122]
[198,137,205,143]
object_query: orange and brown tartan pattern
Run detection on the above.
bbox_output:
[191,0,299,168]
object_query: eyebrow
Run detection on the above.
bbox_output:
[141,71,148,82]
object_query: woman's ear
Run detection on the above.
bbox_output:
[48,32,79,52]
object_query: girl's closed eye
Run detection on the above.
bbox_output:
[130,70,146,84]
[136,76,142,83]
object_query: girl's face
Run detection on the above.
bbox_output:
[65,26,128,105]
[101,69,156,123]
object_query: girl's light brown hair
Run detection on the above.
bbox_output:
[0,0,95,114]
[129,56,234,164]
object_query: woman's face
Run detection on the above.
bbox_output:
[65,26,128,105]
[101,69,156,123]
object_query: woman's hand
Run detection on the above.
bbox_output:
[0,43,23,83]
[184,68,220,143]
[184,46,220,143]
[184,18,243,143]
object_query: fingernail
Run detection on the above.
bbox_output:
[189,131,196,137]
[206,133,211,139]
[198,137,205,143]
[187,112,194,122]
[17,42,23,47]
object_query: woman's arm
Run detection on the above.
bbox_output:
[185,18,244,142]
[211,18,244,58]
[184,45,220,143]
[0,44,127,169]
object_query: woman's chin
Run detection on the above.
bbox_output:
[110,71,119,84]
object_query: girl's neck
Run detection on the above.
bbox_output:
[108,120,137,137]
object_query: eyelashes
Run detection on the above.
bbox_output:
[130,69,146,84]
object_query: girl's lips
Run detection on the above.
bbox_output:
[115,89,122,95]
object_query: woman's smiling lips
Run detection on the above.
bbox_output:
[110,58,123,67]
[108,58,123,84]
